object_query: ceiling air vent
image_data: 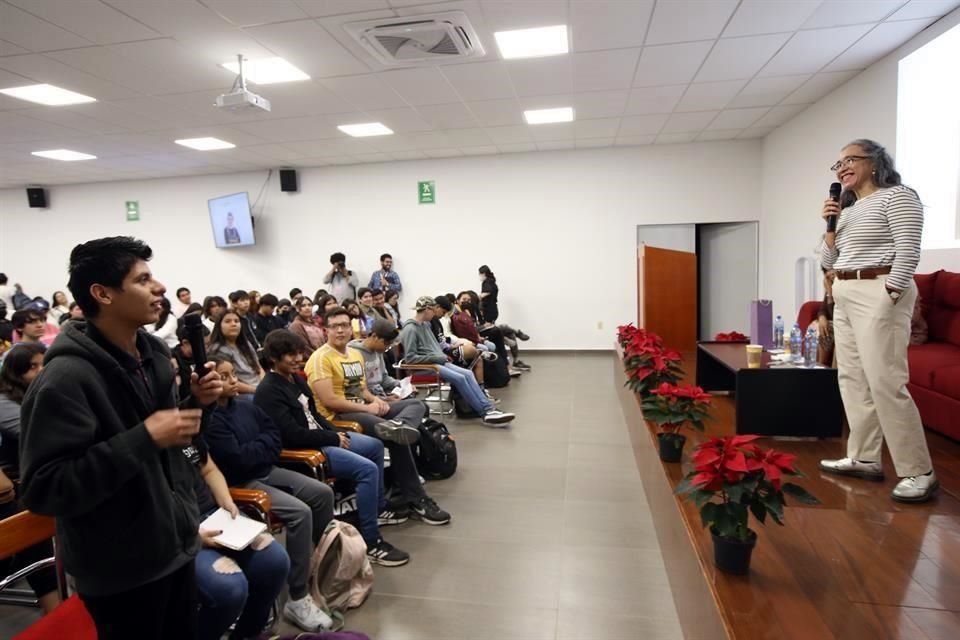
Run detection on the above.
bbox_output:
[345,12,485,66]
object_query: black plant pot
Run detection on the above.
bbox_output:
[656,432,686,462]
[711,528,757,575]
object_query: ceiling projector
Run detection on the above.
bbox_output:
[215,89,270,112]
[215,54,271,113]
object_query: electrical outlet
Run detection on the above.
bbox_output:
[597,321,604,330]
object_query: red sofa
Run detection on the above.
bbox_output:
[797,270,960,441]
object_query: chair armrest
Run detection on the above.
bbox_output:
[230,487,273,515]
[0,511,55,560]
[396,363,440,371]
[332,420,363,433]
[279,449,325,467]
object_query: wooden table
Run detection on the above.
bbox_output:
[696,341,844,438]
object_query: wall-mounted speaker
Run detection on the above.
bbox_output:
[279,168,298,193]
[27,187,47,208]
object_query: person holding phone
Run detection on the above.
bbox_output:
[18,237,223,640]
[323,252,358,303]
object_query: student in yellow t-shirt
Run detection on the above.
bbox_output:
[304,305,451,526]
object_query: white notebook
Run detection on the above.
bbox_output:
[200,508,267,551]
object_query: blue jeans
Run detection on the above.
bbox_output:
[438,362,493,414]
[323,432,385,544]
[196,534,290,640]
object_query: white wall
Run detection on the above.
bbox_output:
[760,7,960,324]
[0,140,761,350]
[699,222,758,340]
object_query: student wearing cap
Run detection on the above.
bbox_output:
[399,296,515,427]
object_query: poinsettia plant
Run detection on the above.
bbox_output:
[675,435,819,542]
[641,383,712,434]
[617,326,684,396]
[714,331,749,342]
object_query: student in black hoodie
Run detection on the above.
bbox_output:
[18,236,223,640]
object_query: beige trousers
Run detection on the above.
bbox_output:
[832,275,932,477]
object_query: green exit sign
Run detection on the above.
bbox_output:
[418,180,435,204]
[125,200,139,221]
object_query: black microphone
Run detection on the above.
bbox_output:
[826,182,842,232]
[183,314,208,379]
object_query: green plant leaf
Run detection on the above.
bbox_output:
[692,489,715,509]
[782,482,820,505]
[749,497,767,525]
[701,502,720,529]
[760,493,785,525]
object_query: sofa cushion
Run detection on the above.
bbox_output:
[931,364,960,400]
[927,271,960,347]
[908,342,960,387]
[914,270,940,316]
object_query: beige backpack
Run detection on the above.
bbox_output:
[309,520,374,612]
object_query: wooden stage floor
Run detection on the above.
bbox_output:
[614,350,960,640]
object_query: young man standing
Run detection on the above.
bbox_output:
[400,297,516,426]
[18,236,222,640]
[368,253,402,296]
[306,306,451,525]
[323,252,359,303]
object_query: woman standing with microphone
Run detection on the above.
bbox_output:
[818,139,937,502]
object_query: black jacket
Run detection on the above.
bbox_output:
[18,321,200,596]
[205,399,281,486]
[254,372,340,450]
[250,313,285,346]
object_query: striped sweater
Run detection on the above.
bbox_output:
[820,185,923,292]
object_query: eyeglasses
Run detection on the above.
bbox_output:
[830,155,869,172]
[327,322,351,331]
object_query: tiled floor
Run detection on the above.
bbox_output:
[0,352,683,640]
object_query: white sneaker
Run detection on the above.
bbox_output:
[480,351,498,362]
[892,472,939,503]
[283,595,332,632]
[482,409,515,426]
[818,457,884,480]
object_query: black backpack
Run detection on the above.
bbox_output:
[415,418,458,479]
[450,387,480,419]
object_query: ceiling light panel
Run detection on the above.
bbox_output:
[32,149,97,161]
[174,137,236,150]
[524,107,575,124]
[495,25,569,59]
[337,123,394,137]
[0,84,96,106]
[220,57,310,84]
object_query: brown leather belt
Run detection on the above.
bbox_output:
[834,266,892,280]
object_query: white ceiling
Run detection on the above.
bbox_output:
[0,0,957,188]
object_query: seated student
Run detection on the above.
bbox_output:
[170,365,289,640]
[306,307,451,526]
[369,289,391,322]
[11,308,48,345]
[430,295,496,396]
[49,291,70,324]
[202,295,228,332]
[315,294,339,330]
[0,301,12,344]
[275,299,292,328]
[250,294,285,345]
[228,290,260,349]
[0,342,62,615]
[357,288,377,326]
[254,330,410,566]
[289,297,326,352]
[209,311,264,394]
[349,318,409,400]
[401,297,515,426]
[172,287,192,318]
[385,290,402,329]
[205,355,335,632]
[342,298,370,339]
[147,297,179,349]
[460,291,530,372]
[289,288,303,300]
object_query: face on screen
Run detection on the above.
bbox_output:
[209,193,254,248]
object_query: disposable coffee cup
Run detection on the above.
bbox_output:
[746,344,763,369]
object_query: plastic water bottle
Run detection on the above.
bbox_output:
[789,324,803,362]
[773,315,784,350]
[804,327,818,367]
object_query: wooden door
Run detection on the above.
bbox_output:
[638,244,697,352]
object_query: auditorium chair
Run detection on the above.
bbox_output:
[395,361,454,416]
[3,489,274,640]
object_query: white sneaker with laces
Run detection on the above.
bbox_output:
[283,595,332,632]
[482,409,515,426]
[818,457,884,480]
[892,472,939,503]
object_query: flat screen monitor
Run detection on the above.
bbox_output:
[208,192,255,248]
